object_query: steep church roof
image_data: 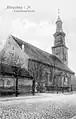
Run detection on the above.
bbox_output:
[11,35,74,74]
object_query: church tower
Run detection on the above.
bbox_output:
[52,10,68,65]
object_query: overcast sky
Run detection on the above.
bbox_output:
[0,0,76,74]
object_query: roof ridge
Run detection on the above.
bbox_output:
[11,34,59,58]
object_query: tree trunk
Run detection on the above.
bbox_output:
[15,77,18,97]
[32,79,35,96]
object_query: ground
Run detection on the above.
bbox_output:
[0,93,76,119]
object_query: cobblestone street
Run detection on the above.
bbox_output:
[0,93,76,119]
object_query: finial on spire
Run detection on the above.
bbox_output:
[56,9,63,32]
[58,8,60,17]
[56,8,61,22]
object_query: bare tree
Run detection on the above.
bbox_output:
[28,60,44,94]
[1,48,25,96]
[3,50,24,67]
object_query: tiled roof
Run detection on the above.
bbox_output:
[11,35,74,74]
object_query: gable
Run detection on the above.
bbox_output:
[0,35,29,69]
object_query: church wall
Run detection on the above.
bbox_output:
[0,77,15,88]
[18,79,32,93]
[71,74,76,91]
[52,66,72,87]
[28,59,72,89]
[0,76,33,94]
[28,59,53,87]
[52,67,62,86]
[0,59,72,92]
[0,77,16,95]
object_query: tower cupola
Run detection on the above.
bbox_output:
[52,9,68,65]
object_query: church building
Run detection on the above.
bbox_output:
[0,13,75,92]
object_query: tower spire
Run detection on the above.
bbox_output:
[56,9,63,32]
[58,8,60,18]
[57,9,61,21]
[52,11,68,65]
[56,8,61,22]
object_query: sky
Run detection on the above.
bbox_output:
[0,0,76,74]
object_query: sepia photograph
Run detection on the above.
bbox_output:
[0,0,76,118]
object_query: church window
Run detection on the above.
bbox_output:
[12,47,14,50]
[49,73,52,82]
[64,77,68,86]
[64,54,67,61]
[56,52,58,55]
[22,44,25,51]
